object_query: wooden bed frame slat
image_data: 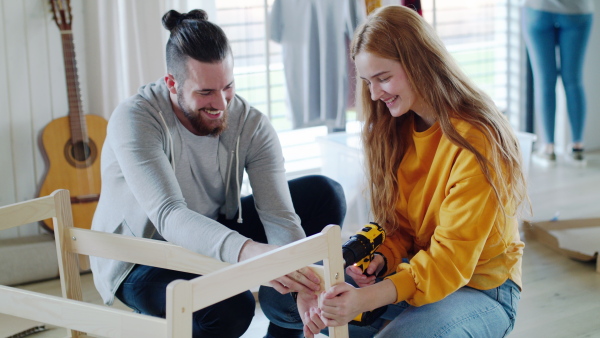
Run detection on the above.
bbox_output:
[0,189,349,337]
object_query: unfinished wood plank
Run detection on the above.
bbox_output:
[0,195,56,230]
[68,227,230,275]
[0,286,165,337]
[166,280,192,338]
[322,224,349,337]
[52,190,84,338]
[189,230,330,311]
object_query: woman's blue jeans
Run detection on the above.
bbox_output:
[521,7,593,144]
[260,277,520,338]
[115,175,346,338]
[377,279,520,338]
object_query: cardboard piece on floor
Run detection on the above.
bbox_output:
[524,218,600,273]
[0,314,46,337]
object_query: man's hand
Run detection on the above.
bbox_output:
[270,266,321,294]
[297,291,326,338]
[238,240,321,294]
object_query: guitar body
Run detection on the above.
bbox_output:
[39,115,107,231]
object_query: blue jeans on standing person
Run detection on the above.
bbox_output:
[261,269,520,337]
[115,175,346,338]
[521,7,593,144]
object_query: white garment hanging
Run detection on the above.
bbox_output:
[270,0,366,130]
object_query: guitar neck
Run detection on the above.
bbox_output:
[60,31,88,144]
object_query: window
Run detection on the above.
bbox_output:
[422,0,522,128]
[214,1,290,130]
[213,0,522,132]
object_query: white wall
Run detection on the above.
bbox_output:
[0,0,82,238]
[583,6,600,150]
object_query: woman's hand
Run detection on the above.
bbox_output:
[346,254,385,288]
[319,279,398,327]
[318,282,365,327]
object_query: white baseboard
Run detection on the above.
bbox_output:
[0,234,59,286]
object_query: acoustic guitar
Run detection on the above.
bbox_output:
[38,0,107,232]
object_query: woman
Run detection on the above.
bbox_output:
[303,5,528,337]
[521,0,594,165]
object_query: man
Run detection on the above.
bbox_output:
[90,9,346,338]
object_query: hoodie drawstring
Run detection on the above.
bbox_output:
[235,136,243,223]
[158,111,175,172]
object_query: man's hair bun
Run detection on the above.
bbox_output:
[162,9,209,31]
[163,8,229,81]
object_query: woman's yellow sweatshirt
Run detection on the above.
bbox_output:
[377,116,524,307]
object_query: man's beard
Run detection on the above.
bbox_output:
[177,93,228,137]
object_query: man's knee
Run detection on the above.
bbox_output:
[258,286,301,328]
[303,175,347,213]
[193,291,255,337]
[319,175,347,223]
[305,175,345,198]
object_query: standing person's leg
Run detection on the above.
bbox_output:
[557,13,593,147]
[521,8,559,153]
[115,265,255,338]
[378,279,521,338]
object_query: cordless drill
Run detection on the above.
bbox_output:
[341,222,388,326]
[342,222,386,274]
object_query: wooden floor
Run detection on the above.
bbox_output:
[5,150,600,338]
[511,150,600,338]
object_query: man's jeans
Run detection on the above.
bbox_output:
[116,264,255,338]
[115,175,347,338]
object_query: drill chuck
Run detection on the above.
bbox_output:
[342,234,373,267]
[342,222,386,271]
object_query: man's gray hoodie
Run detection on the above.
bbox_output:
[90,78,305,305]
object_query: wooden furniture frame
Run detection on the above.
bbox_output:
[0,189,349,337]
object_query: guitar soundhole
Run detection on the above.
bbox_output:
[72,141,91,161]
[64,139,98,169]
